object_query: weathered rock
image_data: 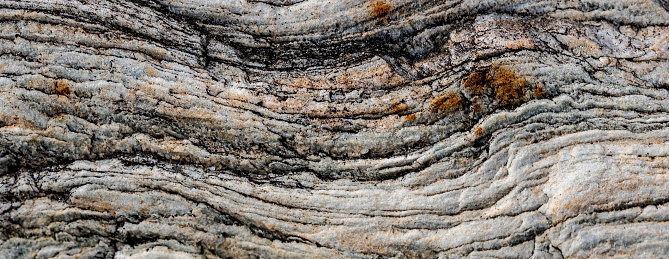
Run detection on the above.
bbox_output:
[1,0,668,258]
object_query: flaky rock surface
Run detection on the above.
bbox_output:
[1,0,669,258]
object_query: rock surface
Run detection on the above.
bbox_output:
[1,0,669,258]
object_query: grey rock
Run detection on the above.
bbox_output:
[0,0,668,258]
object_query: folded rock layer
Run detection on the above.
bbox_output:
[1,0,669,258]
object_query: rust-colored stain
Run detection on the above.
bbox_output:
[431,90,462,113]
[370,1,390,18]
[404,113,417,122]
[53,79,70,95]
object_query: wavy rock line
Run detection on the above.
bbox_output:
[1,0,668,257]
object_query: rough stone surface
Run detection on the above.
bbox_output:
[1,0,668,258]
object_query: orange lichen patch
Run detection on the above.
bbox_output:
[491,66,526,106]
[533,85,547,99]
[370,1,390,19]
[404,113,417,122]
[53,79,71,95]
[463,70,491,96]
[389,102,409,114]
[472,100,483,113]
[475,126,483,136]
[431,90,462,113]
[461,66,545,114]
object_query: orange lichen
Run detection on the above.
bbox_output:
[462,66,539,109]
[475,126,483,136]
[431,91,462,113]
[390,102,409,114]
[533,85,547,99]
[404,113,417,122]
[53,79,70,95]
[463,70,490,96]
[370,1,390,19]
[491,66,526,106]
[472,101,483,113]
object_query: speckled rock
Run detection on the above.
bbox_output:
[1,0,668,258]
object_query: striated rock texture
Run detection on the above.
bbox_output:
[1,0,669,258]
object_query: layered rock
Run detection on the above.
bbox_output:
[1,0,668,257]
